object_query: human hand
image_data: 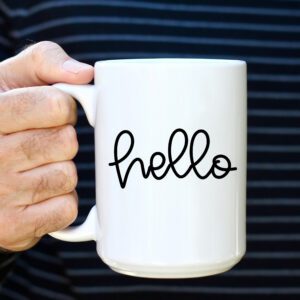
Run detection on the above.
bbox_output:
[0,41,93,251]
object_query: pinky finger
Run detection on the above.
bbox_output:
[24,191,78,238]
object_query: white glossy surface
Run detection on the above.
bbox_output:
[51,58,247,278]
[95,59,247,276]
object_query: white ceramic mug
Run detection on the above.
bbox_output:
[50,58,247,279]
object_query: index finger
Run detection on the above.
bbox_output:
[0,86,77,134]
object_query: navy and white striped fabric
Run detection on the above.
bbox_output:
[0,0,300,299]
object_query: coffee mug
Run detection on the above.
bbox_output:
[50,58,247,279]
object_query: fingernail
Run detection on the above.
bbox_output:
[62,59,92,74]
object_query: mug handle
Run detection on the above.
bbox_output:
[48,83,98,242]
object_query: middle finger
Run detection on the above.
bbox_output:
[0,125,78,172]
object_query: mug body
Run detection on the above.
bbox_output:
[94,58,247,278]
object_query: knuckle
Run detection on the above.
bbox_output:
[47,87,76,124]
[65,161,78,189]
[55,161,78,193]
[59,125,79,158]
[29,41,61,63]
[62,194,78,224]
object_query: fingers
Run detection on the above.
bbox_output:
[0,192,78,251]
[17,161,78,206]
[0,41,90,252]
[0,86,77,134]
[25,191,78,238]
[0,125,78,172]
[0,41,94,91]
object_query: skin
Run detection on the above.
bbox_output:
[0,41,94,252]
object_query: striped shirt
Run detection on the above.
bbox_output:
[0,0,300,299]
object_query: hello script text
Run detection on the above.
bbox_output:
[108,129,237,189]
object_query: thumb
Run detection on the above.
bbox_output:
[0,41,94,91]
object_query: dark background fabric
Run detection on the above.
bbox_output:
[0,0,300,299]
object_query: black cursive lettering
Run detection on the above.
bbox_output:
[108,129,237,189]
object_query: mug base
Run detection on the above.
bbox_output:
[103,254,244,279]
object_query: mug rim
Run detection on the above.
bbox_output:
[95,58,246,67]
